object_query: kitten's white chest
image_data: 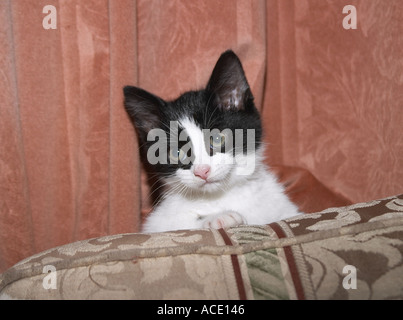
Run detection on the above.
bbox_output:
[194,181,259,216]
[142,168,299,233]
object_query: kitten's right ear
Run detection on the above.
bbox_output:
[123,86,165,137]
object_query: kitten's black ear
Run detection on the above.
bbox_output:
[206,50,253,111]
[123,86,165,139]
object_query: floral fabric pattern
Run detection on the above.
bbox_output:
[0,194,402,299]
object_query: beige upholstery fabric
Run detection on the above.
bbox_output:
[1,194,402,300]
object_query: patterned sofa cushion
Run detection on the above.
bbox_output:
[0,194,402,300]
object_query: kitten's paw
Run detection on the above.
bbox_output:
[202,211,246,229]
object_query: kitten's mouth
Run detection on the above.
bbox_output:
[197,178,225,191]
[201,179,214,185]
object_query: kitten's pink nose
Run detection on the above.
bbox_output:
[194,164,211,181]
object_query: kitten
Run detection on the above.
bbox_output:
[124,50,300,233]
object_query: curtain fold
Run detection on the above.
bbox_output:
[107,0,141,235]
[1,0,402,273]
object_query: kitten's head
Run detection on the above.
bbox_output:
[124,50,263,196]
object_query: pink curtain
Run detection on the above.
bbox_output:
[1,0,402,273]
[0,0,141,272]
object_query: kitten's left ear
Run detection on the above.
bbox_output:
[206,50,254,111]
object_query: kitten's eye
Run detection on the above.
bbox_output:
[169,148,187,164]
[210,132,225,150]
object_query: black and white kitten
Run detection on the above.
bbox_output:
[124,50,300,233]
